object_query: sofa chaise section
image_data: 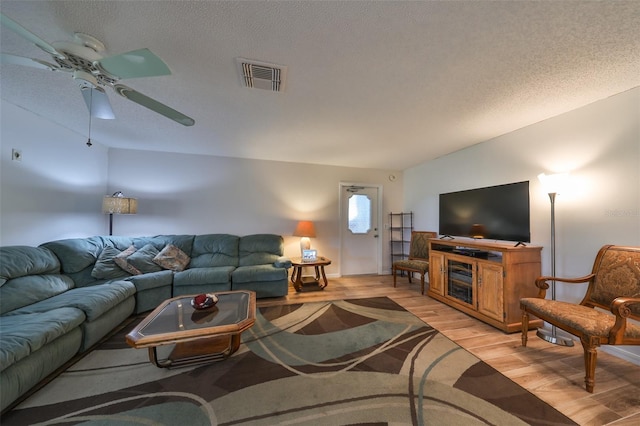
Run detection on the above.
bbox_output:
[0,246,87,411]
[0,308,85,412]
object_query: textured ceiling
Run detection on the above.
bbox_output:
[1,1,639,170]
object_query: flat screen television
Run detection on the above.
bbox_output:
[439,181,530,243]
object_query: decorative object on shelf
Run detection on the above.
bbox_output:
[536,172,574,347]
[470,223,486,239]
[102,191,138,235]
[293,220,316,256]
[191,293,219,310]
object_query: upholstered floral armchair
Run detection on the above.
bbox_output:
[520,245,640,393]
[392,231,437,294]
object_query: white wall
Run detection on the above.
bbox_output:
[0,102,109,246]
[105,149,404,276]
[404,87,640,363]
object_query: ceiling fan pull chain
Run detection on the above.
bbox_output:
[86,89,93,147]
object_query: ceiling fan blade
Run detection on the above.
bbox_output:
[1,52,59,71]
[81,86,115,119]
[96,48,171,79]
[114,84,194,126]
[1,13,62,57]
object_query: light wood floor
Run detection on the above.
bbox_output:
[258,274,640,426]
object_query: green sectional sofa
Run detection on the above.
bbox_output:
[0,233,290,412]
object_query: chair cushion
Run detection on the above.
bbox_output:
[520,298,640,339]
[393,259,429,273]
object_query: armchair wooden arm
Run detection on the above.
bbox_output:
[609,297,640,344]
[533,274,596,298]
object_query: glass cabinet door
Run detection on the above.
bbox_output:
[446,259,474,306]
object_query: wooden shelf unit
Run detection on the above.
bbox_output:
[389,212,413,271]
[428,238,543,333]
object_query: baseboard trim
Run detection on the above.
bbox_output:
[601,345,640,366]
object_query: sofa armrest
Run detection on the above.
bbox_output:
[609,296,640,344]
[274,256,292,269]
[534,273,596,298]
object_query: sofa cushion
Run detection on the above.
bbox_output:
[126,244,163,274]
[232,264,288,283]
[0,307,85,372]
[239,234,283,266]
[0,274,75,315]
[132,235,195,257]
[190,234,239,268]
[173,266,236,287]
[125,270,174,292]
[0,246,60,286]
[4,281,136,322]
[91,246,131,280]
[114,245,141,275]
[40,237,104,274]
[153,244,190,271]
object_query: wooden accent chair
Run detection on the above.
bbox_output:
[520,245,640,393]
[392,231,437,294]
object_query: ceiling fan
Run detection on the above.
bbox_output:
[0,13,195,126]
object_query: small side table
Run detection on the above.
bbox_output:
[290,257,332,292]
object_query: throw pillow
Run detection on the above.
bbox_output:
[91,246,130,280]
[114,245,141,275]
[126,244,163,274]
[153,244,191,271]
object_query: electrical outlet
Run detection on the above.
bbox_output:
[12,149,22,162]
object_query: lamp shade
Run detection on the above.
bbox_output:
[102,195,138,214]
[538,172,569,195]
[293,221,316,238]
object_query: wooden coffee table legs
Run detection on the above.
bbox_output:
[147,333,243,368]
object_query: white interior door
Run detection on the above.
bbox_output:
[340,185,381,275]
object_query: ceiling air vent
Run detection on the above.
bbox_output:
[236,58,287,92]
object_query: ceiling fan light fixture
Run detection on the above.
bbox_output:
[1,12,192,126]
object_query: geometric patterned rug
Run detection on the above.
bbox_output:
[3,297,576,425]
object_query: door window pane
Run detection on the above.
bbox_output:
[348,194,371,234]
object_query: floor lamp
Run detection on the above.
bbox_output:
[536,173,574,347]
[102,192,138,236]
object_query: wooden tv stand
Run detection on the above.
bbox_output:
[428,238,543,333]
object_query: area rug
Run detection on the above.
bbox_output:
[3,297,575,425]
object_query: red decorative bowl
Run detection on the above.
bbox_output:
[191,293,219,310]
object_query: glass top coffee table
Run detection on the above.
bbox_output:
[126,290,256,368]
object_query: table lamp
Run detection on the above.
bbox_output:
[293,221,316,256]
